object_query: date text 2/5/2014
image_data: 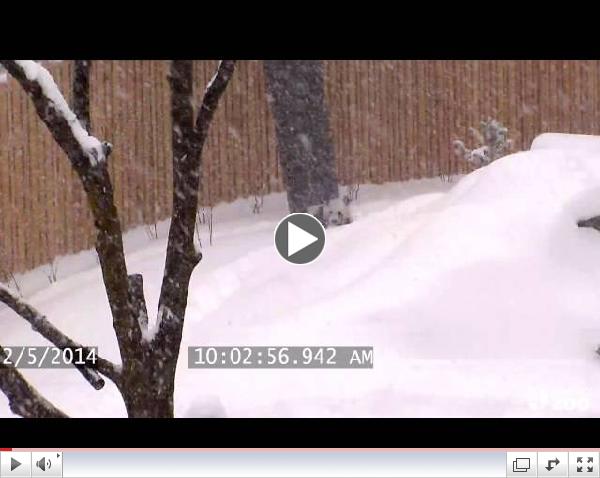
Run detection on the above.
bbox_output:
[1,346,98,369]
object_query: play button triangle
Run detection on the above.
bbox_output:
[274,213,326,265]
[287,221,318,257]
[11,458,21,471]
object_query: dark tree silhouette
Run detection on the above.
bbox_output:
[0,59,235,417]
[264,60,350,226]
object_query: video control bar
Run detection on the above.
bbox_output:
[0,450,597,478]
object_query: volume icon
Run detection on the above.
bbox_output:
[36,457,51,471]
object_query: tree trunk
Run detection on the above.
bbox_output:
[263,60,350,226]
[120,358,175,418]
[123,394,173,418]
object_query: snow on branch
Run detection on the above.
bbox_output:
[0,284,120,387]
[0,345,68,418]
[0,60,109,166]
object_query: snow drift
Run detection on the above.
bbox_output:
[532,132,600,154]
[3,145,600,417]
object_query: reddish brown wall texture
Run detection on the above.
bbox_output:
[1,60,597,274]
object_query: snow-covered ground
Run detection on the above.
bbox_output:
[4,144,600,417]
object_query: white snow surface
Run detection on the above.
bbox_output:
[14,60,104,165]
[531,133,600,154]
[3,147,600,417]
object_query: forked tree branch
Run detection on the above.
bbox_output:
[155,60,236,349]
[0,60,143,371]
[0,61,106,167]
[0,345,68,418]
[0,285,120,386]
[0,60,235,418]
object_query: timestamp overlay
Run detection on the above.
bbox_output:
[188,346,373,369]
[1,346,99,369]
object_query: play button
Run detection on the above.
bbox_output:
[287,222,318,256]
[275,213,326,264]
[1,452,31,476]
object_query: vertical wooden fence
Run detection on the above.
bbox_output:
[1,60,599,275]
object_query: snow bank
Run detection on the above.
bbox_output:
[531,133,600,154]
[182,395,227,418]
[4,148,600,417]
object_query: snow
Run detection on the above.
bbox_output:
[4,146,600,417]
[183,395,227,418]
[531,132,600,154]
[13,60,105,165]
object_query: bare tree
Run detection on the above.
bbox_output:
[0,59,235,418]
[263,60,351,227]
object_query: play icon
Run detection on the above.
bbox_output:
[0,452,31,476]
[275,213,326,264]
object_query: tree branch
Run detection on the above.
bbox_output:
[0,60,105,167]
[0,60,144,369]
[155,60,235,349]
[73,60,92,132]
[194,61,237,151]
[0,345,68,418]
[128,273,148,332]
[0,285,120,386]
[578,216,600,231]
